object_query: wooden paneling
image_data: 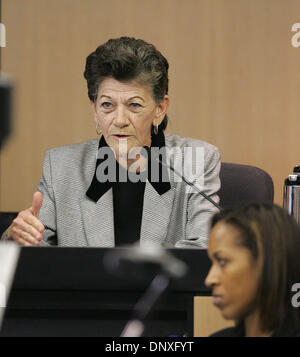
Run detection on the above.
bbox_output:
[194,297,234,336]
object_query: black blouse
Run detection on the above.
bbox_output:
[85,131,171,246]
[113,179,146,246]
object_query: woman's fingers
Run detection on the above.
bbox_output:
[11,221,41,246]
[13,230,37,246]
[12,223,41,245]
[10,210,45,246]
[7,191,45,246]
[21,210,45,234]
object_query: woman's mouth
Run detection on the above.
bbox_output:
[212,295,223,307]
[112,134,131,140]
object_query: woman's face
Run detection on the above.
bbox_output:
[205,222,261,322]
[91,77,169,162]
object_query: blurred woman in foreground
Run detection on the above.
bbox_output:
[205,203,300,337]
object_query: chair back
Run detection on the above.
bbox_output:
[219,162,274,208]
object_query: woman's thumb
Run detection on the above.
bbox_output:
[31,191,43,217]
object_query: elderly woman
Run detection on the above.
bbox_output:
[205,203,300,337]
[1,37,220,248]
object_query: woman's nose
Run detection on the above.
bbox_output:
[204,265,219,288]
[113,106,130,127]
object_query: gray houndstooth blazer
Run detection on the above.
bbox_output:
[2,134,221,248]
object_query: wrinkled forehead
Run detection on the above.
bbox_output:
[97,77,154,101]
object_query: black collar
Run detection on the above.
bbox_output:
[86,131,171,202]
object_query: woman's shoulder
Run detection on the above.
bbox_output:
[272,325,300,337]
[165,133,219,152]
[165,134,220,168]
[209,325,244,337]
[210,324,300,337]
[44,139,98,158]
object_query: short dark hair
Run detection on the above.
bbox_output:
[211,203,300,334]
[83,37,169,133]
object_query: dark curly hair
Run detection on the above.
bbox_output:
[83,37,169,134]
[211,203,300,335]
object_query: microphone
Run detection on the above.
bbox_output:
[103,243,188,337]
[104,242,187,280]
[155,156,223,211]
[141,144,222,210]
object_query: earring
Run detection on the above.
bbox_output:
[153,124,159,135]
[96,123,102,135]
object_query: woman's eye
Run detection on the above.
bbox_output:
[101,102,113,109]
[130,103,142,108]
[217,258,228,267]
[218,258,227,267]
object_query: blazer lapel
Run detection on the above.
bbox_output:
[79,134,175,247]
[80,188,115,247]
[79,138,115,247]
[140,180,175,247]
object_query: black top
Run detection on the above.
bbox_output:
[85,131,171,245]
[112,162,146,246]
